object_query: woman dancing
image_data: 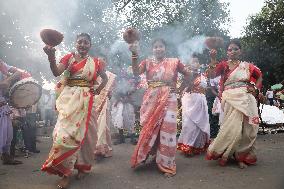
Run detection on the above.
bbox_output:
[206,39,262,169]
[129,38,191,177]
[177,56,210,157]
[93,58,116,158]
[41,33,108,188]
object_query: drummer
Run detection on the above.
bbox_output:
[0,58,23,165]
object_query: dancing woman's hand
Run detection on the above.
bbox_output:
[209,49,217,61]
[129,41,139,55]
[43,45,56,62]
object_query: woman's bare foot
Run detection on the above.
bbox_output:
[76,171,88,180]
[164,172,176,178]
[57,176,70,189]
[238,162,248,169]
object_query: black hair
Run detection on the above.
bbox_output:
[152,38,167,48]
[226,38,242,50]
[77,33,92,43]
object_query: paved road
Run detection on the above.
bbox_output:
[1,134,284,189]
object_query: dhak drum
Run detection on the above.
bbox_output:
[9,77,42,108]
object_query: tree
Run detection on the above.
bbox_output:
[0,0,231,79]
[114,0,230,40]
[112,0,231,64]
[242,0,284,87]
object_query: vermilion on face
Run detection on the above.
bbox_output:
[153,41,166,60]
[76,36,91,56]
[227,43,241,60]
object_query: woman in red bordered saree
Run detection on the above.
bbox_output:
[129,38,191,177]
[206,39,262,169]
[41,33,108,189]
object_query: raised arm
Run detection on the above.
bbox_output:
[129,41,145,76]
[43,45,66,77]
[207,49,219,78]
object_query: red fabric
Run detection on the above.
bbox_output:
[206,151,224,161]
[60,53,73,68]
[139,59,146,67]
[177,143,209,155]
[138,59,147,73]
[249,64,262,89]
[215,60,229,99]
[249,64,262,82]
[41,59,96,176]
[177,59,185,73]
[235,152,257,165]
[74,164,92,172]
[215,60,262,98]
[206,151,257,166]
[41,93,94,177]
[59,53,103,79]
[139,59,185,81]
[215,60,228,76]
[42,160,73,177]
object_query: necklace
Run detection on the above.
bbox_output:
[228,60,239,66]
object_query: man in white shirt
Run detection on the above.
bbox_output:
[266,87,274,106]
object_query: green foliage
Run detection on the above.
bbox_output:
[0,0,231,79]
[112,0,231,65]
[115,0,231,42]
[242,0,284,87]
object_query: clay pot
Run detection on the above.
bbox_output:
[40,29,63,47]
[205,37,224,49]
[123,28,140,44]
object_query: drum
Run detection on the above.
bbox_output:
[9,77,42,108]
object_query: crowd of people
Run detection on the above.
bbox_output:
[265,86,284,108]
[2,31,284,189]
